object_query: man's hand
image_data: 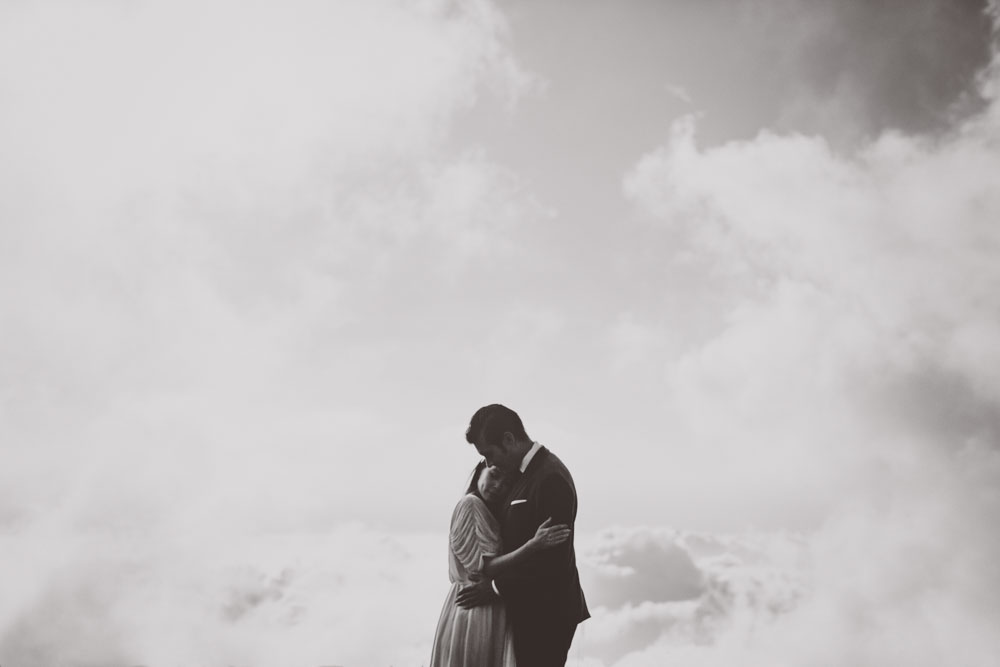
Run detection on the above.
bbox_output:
[455,579,499,609]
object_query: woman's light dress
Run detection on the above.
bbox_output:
[429,494,516,667]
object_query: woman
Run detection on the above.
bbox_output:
[429,461,571,667]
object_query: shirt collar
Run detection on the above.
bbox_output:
[519,441,542,474]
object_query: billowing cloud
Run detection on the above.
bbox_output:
[1,521,446,666]
[569,528,806,667]
[0,0,536,523]
[0,0,534,664]
[4,1,1000,664]
[582,528,705,609]
[610,11,1000,664]
[739,0,995,143]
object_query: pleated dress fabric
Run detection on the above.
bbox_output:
[429,493,516,667]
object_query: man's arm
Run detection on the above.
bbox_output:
[456,518,570,608]
[455,579,498,608]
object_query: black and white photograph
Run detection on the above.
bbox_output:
[2,1,999,665]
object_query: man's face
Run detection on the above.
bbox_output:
[473,431,519,472]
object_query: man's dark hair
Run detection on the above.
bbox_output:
[465,403,530,448]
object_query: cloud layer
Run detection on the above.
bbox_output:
[606,11,1000,663]
[0,0,535,526]
[3,1,999,665]
[0,1,531,664]
[1,521,446,666]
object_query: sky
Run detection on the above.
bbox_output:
[2,0,999,665]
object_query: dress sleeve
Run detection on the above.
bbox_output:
[449,495,501,577]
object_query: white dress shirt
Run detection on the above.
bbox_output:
[490,441,543,597]
[519,440,542,473]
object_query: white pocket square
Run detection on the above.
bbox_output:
[510,499,527,506]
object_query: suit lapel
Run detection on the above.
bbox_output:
[500,447,548,522]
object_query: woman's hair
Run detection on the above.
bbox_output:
[465,460,511,500]
[466,460,489,497]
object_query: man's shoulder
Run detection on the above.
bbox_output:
[532,448,576,484]
[538,446,570,469]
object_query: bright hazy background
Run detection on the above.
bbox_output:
[2,0,999,665]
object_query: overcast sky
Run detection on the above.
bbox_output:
[2,1,999,665]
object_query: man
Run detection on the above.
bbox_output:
[456,404,589,667]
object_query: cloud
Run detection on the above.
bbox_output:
[0,521,446,666]
[581,528,705,608]
[4,1,1000,664]
[0,0,536,521]
[595,446,1000,666]
[0,1,537,664]
[612,11,1000,664]
[747,0,995,142]
[665,83,693,105]
[571,527,807,666]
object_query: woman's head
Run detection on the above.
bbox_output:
[467,460,511,507]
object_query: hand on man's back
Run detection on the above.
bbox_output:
[455,579,498,608]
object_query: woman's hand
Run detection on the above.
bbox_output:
[528,517,571,551]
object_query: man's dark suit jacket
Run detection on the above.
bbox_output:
[496,446,589,665]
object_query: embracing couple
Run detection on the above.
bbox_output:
[429,404,589,667]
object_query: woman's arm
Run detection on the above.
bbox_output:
[480,517,570,577]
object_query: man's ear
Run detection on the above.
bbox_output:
[501,431,516,449]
